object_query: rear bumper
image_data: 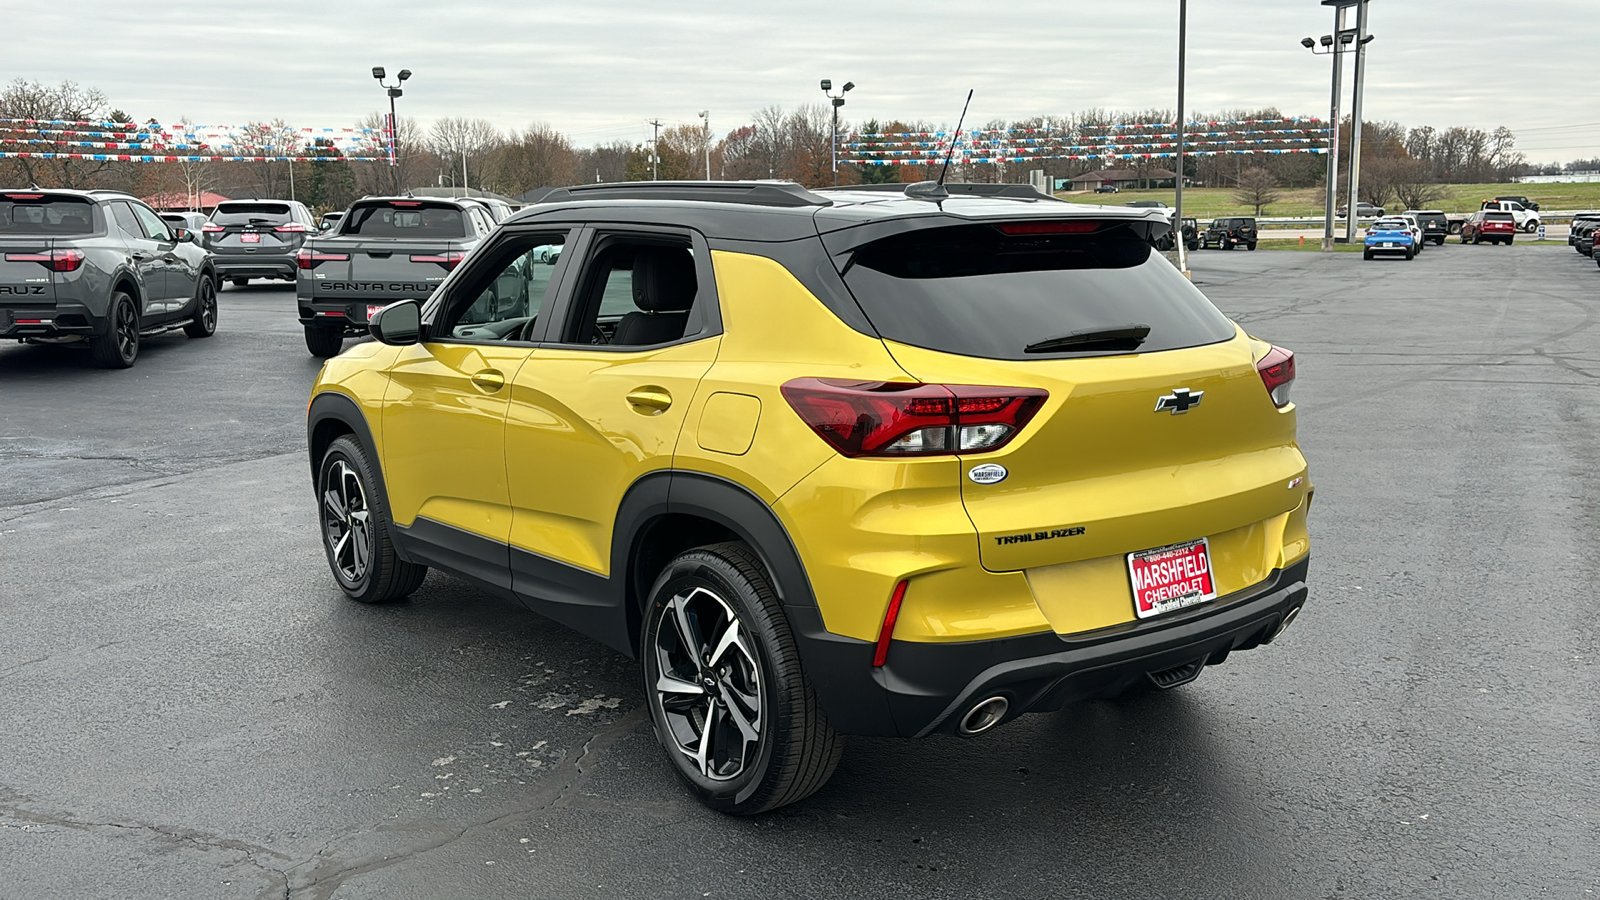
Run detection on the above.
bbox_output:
[216,257,296,279]
[796,556,1309,738]
[0,301,103,339]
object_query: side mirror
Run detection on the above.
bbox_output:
[176,228,195,243]
[368,300,422,345]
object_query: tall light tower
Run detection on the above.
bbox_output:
[372,66,411,194]
[820,79,855,186]
[697,110,712,180]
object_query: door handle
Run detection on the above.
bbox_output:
[130,252,152,261]
[470,370,506,391]
[626,387,672,413]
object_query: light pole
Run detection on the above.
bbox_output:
[1174,0,1188,277]
[372,66,411,194]
[1343,0,1373,245]
[820,79,854,186]
[1307,3,1354,250]
[697,110,711,180]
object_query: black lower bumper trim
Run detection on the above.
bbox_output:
[794,556,1309,738]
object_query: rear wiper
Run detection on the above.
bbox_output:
[1024,324,1150,354]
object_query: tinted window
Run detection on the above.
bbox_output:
[447,235,566,340]
[841,224,1236,360]
[341,202,466,238]
[212,202,293,226]
[110,202,145,238]
[1485,212,1514,222]
[130,204,173,241]
[0,196,96,234]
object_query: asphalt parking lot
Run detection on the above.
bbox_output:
[2,245,1597,899]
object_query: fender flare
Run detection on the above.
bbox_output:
[305,391,405,562]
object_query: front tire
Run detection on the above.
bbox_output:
[89,291,139,369]
[183,277,217,338]
[317,436,426,604]
[305,325,344,357]
[642,542,843,815]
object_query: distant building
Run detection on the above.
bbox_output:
[142,191,231,212]
[1067,168,1181,191]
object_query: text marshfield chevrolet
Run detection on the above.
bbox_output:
[305,181,1311,814]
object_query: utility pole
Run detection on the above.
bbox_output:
[1324,4,1347,249]
[698,110,711,180]
[1343,0,1371,244]
[1174,0,1188,277]
[648,119,663,181]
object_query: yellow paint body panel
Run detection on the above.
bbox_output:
[696,392,761,456]
[505,339,718,575]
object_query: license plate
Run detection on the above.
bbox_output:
[240,232,260,243]
[1128,537,1216,619]
[1383,242,1396,247]
[366,304,386,321]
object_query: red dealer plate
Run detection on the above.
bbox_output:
[1127,537,1217,619]
[240,232,260,243]
[366,304,386,321]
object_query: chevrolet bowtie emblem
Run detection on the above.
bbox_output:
[1155,387,1203,414]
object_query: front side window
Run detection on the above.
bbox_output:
[442,234,567,341]
[130,204,173,242]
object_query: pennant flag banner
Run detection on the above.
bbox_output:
[0,152,386,162]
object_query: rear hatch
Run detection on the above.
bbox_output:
[1,193,99,312]
[1483,213,1516,232]
[834,217,1306,623]
[205,201,306,255]
[299,200,467,304]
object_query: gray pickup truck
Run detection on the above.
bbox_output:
[296,196,496,356]
[1,189,218,368]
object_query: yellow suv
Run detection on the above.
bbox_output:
[306,181,1311,815]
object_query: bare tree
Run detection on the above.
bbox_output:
[1231,167,1282,215]
[351,112,427,194]
[428,117,502,189]
[0,79,119,188]
[488,123,579,193]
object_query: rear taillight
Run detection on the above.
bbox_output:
[296,248,351,269]
[780,378,1047,458]
[410,251,465,270]
[6,249,84,272]
[274,223,308,233]
[1256,345,1295,408]
[201,223,224,233]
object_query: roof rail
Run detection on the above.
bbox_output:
[825,182,1060,201]
[532,181,832,209]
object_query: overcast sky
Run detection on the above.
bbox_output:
[12,1,1597,161]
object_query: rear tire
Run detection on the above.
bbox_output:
[1404,248,1414,260]
[641,542,843,816]
[1246,242,1257,251]
[89,292,139,369]
[182,277,217,339]
[317,435,426,604]
[305,325,344,358]
[1363,250,1374,260]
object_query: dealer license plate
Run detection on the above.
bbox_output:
[365,304,386,321]
[1382,242,1396,247]
[240,232,260,243]
[1127,537,1216,619]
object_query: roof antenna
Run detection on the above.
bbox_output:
[906,89,973,201]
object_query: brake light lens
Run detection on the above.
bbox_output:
[1256,345,1296,408]
[6,249,84,272]
[411,251,465,270]
[274,223,308,233]
[4,193,44,200]
[995,220,1104,236]
[201,223,224,233]
[296,248,351,269]
[781,378,1047,457]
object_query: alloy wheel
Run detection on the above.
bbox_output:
[651,586,763,781]
[321,460,372,584]
[200,286,217,331]
[115,300,138,361]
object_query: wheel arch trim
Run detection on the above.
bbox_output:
[306,391,405,562]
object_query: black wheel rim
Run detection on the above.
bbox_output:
[115,300,137,361]
[650,585,763,782]
[322,460,372,585]
[200,283,216,331]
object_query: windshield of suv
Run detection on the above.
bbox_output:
[0,195,97,234]
[840,223,1236,360]
[341,202,466,238]
[212,202,292,226]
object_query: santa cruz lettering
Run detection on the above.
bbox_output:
[316,282,437,293]
[0,285,46,295]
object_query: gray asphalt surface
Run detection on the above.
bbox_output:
[2,249,1597,899]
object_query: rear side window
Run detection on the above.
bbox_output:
[840,223,1236,360]
[0,195,96,235]
[212,202,293,226]
[341,202,466,238]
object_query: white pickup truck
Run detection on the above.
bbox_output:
[1479,200,1541,233]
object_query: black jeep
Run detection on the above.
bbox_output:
[1203,217,1258,250]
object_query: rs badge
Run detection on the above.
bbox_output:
[968,464,1008,485]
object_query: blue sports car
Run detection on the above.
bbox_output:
[1364,218,1416,260]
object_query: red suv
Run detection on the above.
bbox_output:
[1460,211,1516,245]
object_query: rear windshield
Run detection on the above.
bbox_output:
[1485,212,1514,222]
[1410,212,1446,223]
[341,202,465,238]
[840,223,1237,360]
[0,196,97,235]
[212,202,292,226]
[1372,220,1408,230]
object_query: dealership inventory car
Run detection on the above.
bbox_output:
[1336,202,1384,219]
[1,189,218,367]
[305,180,1311,814]
[1569,213,1600,255]
[159,210,210,239]
[1402,210,1449,246]
[1202,217,1258,250]
[1461,210,1516,244]
[295,195,497,356]
[1363,217,1417,260]
[204,199,318,286]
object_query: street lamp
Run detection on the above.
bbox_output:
[697,110,711,180]
[373,66,412,194]
[820,79,855,186]
[1309,0,1374,247]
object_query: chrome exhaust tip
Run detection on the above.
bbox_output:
[1271,606,1301,641]
[957,696,1010,736]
